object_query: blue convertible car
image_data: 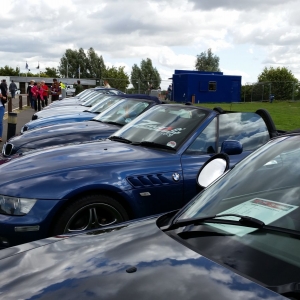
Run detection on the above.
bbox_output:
[0,133,299,299]
[0,105,275,247]
[2,95,161,157]
[21,94,159,133]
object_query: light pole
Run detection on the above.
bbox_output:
[136,80,140,94]
[66,58,68,78]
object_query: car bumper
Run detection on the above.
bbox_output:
[0,199,63,248]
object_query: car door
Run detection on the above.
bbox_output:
[181,112,270,204]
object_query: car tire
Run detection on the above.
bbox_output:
[52,194,129,235]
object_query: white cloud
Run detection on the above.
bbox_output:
[0,0,300,83]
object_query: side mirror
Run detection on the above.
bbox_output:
[197,153,230,188]
[221,140,243,155]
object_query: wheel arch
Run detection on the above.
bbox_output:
[49,186,134,236]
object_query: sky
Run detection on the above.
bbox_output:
[2,0,300,86]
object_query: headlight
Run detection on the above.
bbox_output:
[0,195,37,216]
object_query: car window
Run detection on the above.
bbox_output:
[87,96,122,113]
[185,118,217,154]
[112,106,209,150]
[218,112,270,151]
[96,99,151,125]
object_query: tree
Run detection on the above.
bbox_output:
[0,65,20,76]
[257,66,299,100]
[43,67,60,78]
[86,47,106,79]
[130,58,161,92]
[195,48,221,72]
[58,47,106,79]
[103,66,130,91]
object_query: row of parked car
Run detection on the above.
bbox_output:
[0,88,299,299]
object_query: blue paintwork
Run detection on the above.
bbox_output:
[23,111,99,131]
[0,216,286,299]
[0,105,272,247]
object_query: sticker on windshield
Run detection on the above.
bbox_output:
[167,141,176,148]
[207,198,298,237]
[132,120,186,137]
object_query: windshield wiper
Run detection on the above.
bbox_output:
[163,214,264,231]
[102,121,123,126]
[132,141,176,151]
[163,214,300,239]
[267,282,300,297]
[108,136,132,144]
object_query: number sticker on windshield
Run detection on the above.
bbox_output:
[167,141,176,148]
[208,198,298,237]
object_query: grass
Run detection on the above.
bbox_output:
[192,101,300,131]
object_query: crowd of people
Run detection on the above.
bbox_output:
[27,78,61,111]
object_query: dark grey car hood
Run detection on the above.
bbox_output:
[0,217,285,300]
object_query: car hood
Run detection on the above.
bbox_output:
[0,217,284,300]
[0,140,179,196]
[24,112,98,131]
[34,106,91,119]
[13,121,119,143]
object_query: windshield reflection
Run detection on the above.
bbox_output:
[87,95,122,113]
[179,136,300,230]
[93,99,151,125]
[111,106,208,150]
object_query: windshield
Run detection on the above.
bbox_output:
[80,91,98,102]
[111,105,208,150]
[93,99,152,125]
[174,135,300,287]
[77,89,90,98]
[87,96,122,113]
[81,92,110,107]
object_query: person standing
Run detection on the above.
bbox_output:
[50,79,61,102]
[103,80,111,88]
[41,81,49,106]
[27,80,35,108]
[0,89,7,142]
[75,80,83,95]
[32,82,44,111]
[157,86,161,99]
[31,82,38,111]
[9,80,17,99]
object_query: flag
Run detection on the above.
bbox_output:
[25,62,28,69]
[36,62,39,69]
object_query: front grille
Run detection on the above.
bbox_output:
[127,174,175,188]
[2,143,13,156]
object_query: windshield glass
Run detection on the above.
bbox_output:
[174,135,300,287]
[77,89,90,98]
[87,95,122,113]
[93,99,152,125]
[82,92,110,107]
[80,91,98,102]
[111,105,209,150]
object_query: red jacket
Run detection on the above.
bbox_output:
[31,85,44,100]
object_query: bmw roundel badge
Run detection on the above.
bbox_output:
[172,173,180,182]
